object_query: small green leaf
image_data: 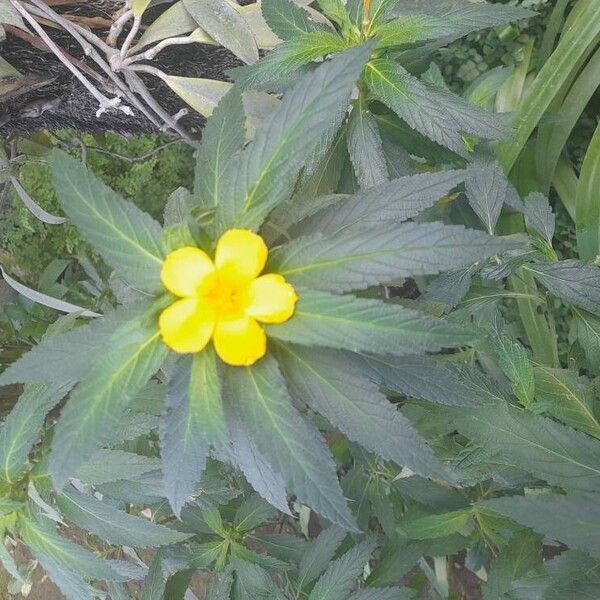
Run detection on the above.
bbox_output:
[262,0,327,39]
[298,526,347,588]
[403,509,473,540]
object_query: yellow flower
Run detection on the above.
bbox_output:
[159,229,298,366]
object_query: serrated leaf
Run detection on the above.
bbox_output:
[403,508,472,540]
[533,367,600,439]
[365,59,508,156]
[50,316,168,490]
[223,415,290,515]
[0,382,71,484]
[374,4,533,49]
[219,42,372,232]
[50,151,164,293]
[0,306,145,386]
[464,154,508,233]
[347,104,388,189]
[298,526,347,588]
[482,529,541,600]
[291,170,466,238]
[276,344,449,480]
[425,266,477,309]
[262,0,327,39]
[358,354,478,406]
[76,450,161,485]
[348,589,414,600]
[224,356,357,531]
[194,87,245,211]
[56,487,190,547]
[19,513,122,599]
[571,307,600,372]
[182,0,258,64]
[232,559,286,600]
[524,192,555,245]
[234,494,277,533]
[267,288,476,355]
[480,494,600,558]
[161,352,222,515]
[528,260,600,317]
[450,404,600,494]
[252,532,307,564]
[269,222,526,292]
[309,539,377,600]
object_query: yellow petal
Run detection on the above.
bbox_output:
[215,229,268,282]
[159,298,215,354]
[246,274,298,324]
[161,247,215,297]
[213,315,266,366]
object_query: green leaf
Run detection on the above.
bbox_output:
[482,529,541,600]
[132,0,152,17]
[262,0,327,39]
[224,356,357,531]
[533,366,600,439]
[576,121,600,261]
[491,329,535,407]
[346,104,388,189]
[315,0,351,29]
[571,307,600,372]
[0,306,145,386]
[50,151,164,292]
[450,404,600,494]
[524,192,555,245]
[194,88,245,211]
[50,316,168,489]
[527,260,600,317]
[365,59,508,156]
[276,344,449,480]
[76,450,161,485]
[290,170,466,238]
[56,487,190,547]
[182,0,259,64]
[480,494,600,559]
[348,589,414,600]
[298,526,346,588]
[373,5,533,49]
[0,383,71,484]
[309,539,376,600]
[233,559,286,600]
[403,509,473,540]
[358,355,478,406]
[464,155,509,234]
[19,513,122,599]
[267,289,476,356]
[234,494,277,533]
[219,42,372,231]
[136,2,199,50]
[269,222,526,292]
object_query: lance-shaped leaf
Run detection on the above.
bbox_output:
[50,151,164,292]
[375,4,533,49]
[0,305,146,386]
[219,42,372,231]
[347,104,388,189]
[298,526,347,587]
[479,494,600,559]
[19,513,123,599]
[571,307,600,372]
[224,356,357,531]
[222,414,290,515]
[56,487,191,547]
[267,289,476,355]
[0,382,72,484]
[194,88,245,210]
[309,539,377,600]
[358,355,479,406]
[364,59,508,156]
[524,192,555,246]
[269,222,526,292]
[450,404,600,494]
[161,350,223,516]
[291,170,466,237]
[262,0,328,39]
[182,0,258,64]
[76,450,161,485]
[50,316,168,489]
[276,344,449,480]
[527,260,600,317]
